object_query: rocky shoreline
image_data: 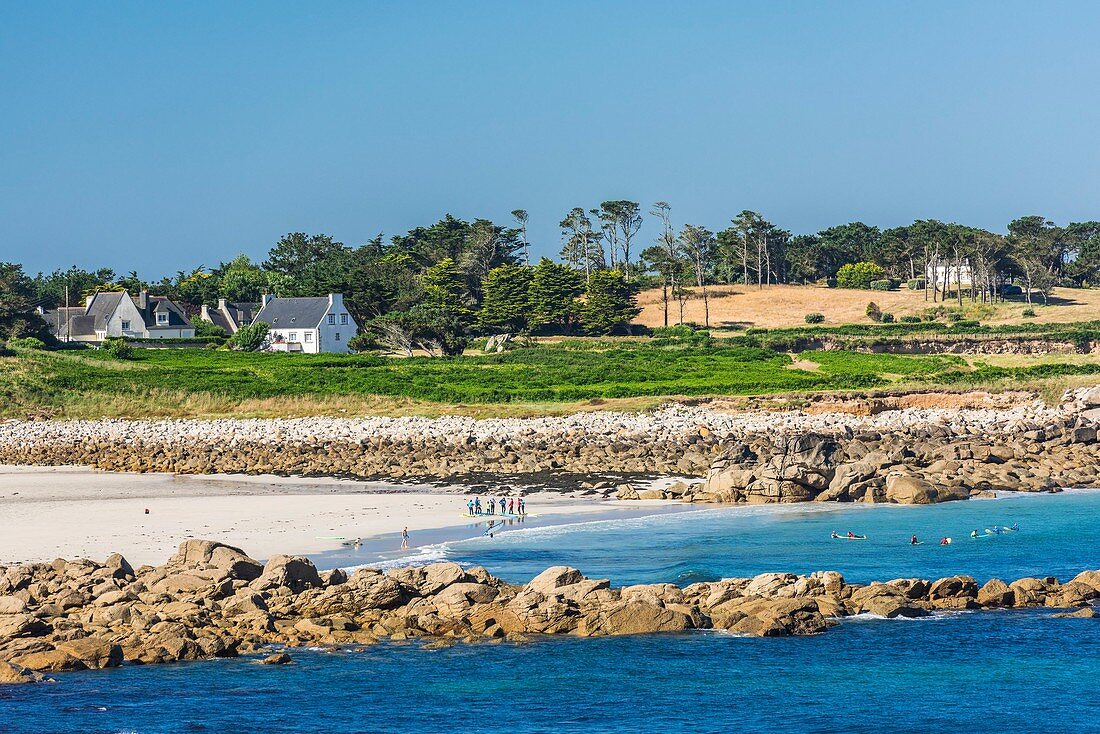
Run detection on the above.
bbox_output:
[1,539,1097,684]
[4,390,1100,507]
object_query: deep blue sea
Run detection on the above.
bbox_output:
[3,490,1099,733]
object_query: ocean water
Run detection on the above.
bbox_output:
[2,609,1097,733]
[436,490,1100,586]
[3,491,1100,732]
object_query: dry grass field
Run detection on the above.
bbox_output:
[634,284,1100,330]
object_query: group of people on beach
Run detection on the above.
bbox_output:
[468,496,526,516]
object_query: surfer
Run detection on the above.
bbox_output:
[970,529,979,538]
[940,537,951,545]
[847,531,855,539]
[831,531,840,539]
[910,534,919,545]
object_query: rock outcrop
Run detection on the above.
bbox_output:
[692,388,1100,504]
[1,540,1097,683]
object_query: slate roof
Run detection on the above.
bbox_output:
[253,297,330,329]
[143,296,191,329]
[42,307,96,339]
[85,292,125,331]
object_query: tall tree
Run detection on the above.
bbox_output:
[649,202,680,325]
[529,258,584,333]
[1008,216,1067,305]
[264,233,351,296]
[559,207,604,281]
[478,264,533,332]
[579,269,640,335]
[511,209,530,266]
[597,200,643,279]
[421,257,472,320]
[0,263,49,341]
[678,224,717,327]
[217,255,270,302]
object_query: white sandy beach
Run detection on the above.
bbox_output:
[0,465,642,567]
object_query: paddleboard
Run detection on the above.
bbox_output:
[833,536,867,541]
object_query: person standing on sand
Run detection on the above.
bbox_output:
[467,499,474,515]
[508,498,514,515]
[474,497,481,515]
[401,527,409,549]
[499,497,507,514]
[519,498,526,515]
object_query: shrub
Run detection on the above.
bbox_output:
[7,336,47,350]
[836,262,887,289]
[193,319,228,339]
[947,312,963,322]
[907,278,926,290]
[804,313,825,324]
[101,337,133,360]
[865,301,883,322]
[879,312,895,323]
[1022,308,1036,318]
[954,319,980,328]
[899,315,921,323]
[869,279,893,291]
[347,334,373,352]
[228,322,270,352]
[1001,284,1023,297]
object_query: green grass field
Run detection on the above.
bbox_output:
[4,338,1100,419]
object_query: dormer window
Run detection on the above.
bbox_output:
[327,314,336,325]
[156,312,169,325]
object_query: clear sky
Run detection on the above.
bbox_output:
[2,1,1099,277]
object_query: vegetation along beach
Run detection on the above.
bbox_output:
[5,3,1100,732]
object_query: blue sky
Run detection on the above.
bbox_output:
[2,1,1099,277]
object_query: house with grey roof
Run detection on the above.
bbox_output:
[251,293,357,353]
[41,290,195,342]
[199,299,259,334]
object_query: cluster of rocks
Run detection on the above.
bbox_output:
[0,394,1088,484]
[688,387,1100,504]
[1,539,1097,684]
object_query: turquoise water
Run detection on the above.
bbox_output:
[2,610,1097,733]
[437,490,1100,586]
[3,491,1099,732]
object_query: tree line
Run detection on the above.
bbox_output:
[10,204,1100,347]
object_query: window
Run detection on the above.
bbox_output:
[156,312,169,325]
[304,332,313,343]
[120,320,131,331]
[335,332,341,341]
[288,332,298,342]
[340,313,348,325]
[327,314,336,325]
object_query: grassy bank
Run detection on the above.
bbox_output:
[3,340,1100,419]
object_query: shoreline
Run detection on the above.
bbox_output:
[0,465,685,567]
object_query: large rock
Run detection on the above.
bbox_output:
[0,614,48,639]
[54,638,124,669]
[977,579,1014,607]
[524,567,585,596]
[13,649,87,672]
[0,595,29,614]
[0,661,44,685]
[885,474,967,504]
[252,555,322,593]
[849,584,928,618]
[596,602,693,636]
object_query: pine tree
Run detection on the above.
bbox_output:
[478,264,533,332]
[580,270,640,335]
[529,258,584,333]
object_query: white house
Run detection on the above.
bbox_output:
[251,293,358,354]
[925,261,974,288]
[41,290,195,342]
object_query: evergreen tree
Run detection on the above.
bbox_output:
[580,269,640,335]
[0,262,49,341]
[478,264,533,332]
[529,258,584,333]
[421,257,472,320]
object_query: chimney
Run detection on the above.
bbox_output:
[86,294,94,308]
[138,290,149,310]
[262,293,274,307]
[200,304,211,322]
[218,298,227,311]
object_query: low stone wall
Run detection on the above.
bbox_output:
[2,540,1097,684]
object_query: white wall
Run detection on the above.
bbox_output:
[102,296,146,338]
[269,328,318,353]
[314,294,357,354]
